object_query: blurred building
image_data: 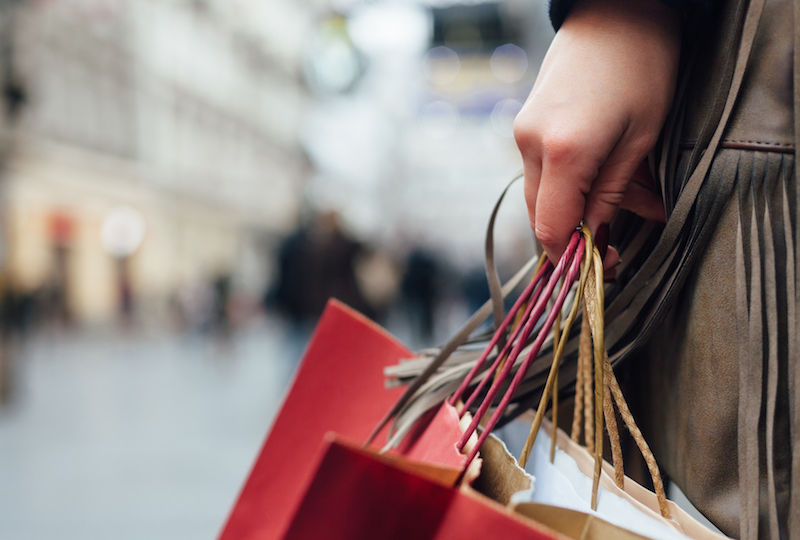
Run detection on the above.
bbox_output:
[303,0,552,270]
[0,0,311,324]
[0,0,554,328]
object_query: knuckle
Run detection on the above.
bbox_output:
[594,189,626,208]
[541,133,582,166]
[628,132,658,157]
[512,116,540,152]
[533,220,561,249]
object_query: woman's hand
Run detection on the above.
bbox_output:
[513,0,681,265]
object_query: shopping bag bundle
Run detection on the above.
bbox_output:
[220,299,664,539]
[219,300,563,539]
[220,180,729,539]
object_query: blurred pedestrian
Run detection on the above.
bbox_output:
[400,247,440,343]
[268,210,373,326]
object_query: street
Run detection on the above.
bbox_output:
[0,319,299,540]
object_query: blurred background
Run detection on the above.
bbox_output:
[0,0,553,537]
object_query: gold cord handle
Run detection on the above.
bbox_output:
[518,226,671,519]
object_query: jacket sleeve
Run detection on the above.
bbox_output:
[548,0,713,30]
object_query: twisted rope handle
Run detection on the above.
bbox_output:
[519,229,672,519]
[583,248,607,511]
[571,314,589,445]
[583,247,670,517]
[603,378,625,489]
[603,352,671,519]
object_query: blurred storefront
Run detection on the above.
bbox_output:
[0,0,555,328]
[0,0,312,325]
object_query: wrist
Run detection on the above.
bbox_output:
[560,0,682,79]
[563,0,681,42]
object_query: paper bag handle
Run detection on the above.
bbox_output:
[517,230,672,520]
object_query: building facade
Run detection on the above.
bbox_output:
[1,0,310,324]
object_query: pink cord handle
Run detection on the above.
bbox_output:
[456,231,582,452]
[459,236,585,469]
[450,262,552,411]
[458,270,549,417]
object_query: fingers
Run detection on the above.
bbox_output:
[603,246,621,281]
[619,160,666,222]
[619,181,666,222]
[514,92,661,265]
[582,130,660,230]
[521,157,542,237]
[581,156,638,236]
[582,142,657,278]
[521,129,658,272]
[519,128,609,262]
[533,148,594,261]
[603,246,620,271]
[514,117,547,257]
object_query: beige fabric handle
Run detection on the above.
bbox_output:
[584,248,670,518]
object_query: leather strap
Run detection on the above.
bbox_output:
[365,175,535,447]
[486,173,524,336]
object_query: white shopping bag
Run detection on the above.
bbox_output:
[495,418,728,540]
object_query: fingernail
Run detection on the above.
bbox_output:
[595,224,609,259]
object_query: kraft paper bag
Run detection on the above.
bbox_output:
[515,503,649,540]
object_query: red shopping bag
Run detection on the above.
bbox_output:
[281,434,559,540]
[220,300,468,539]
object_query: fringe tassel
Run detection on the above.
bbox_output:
[734,150,796,539]
[789,0,800,535]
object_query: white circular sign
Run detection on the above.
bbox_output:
[100,206,146,258]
